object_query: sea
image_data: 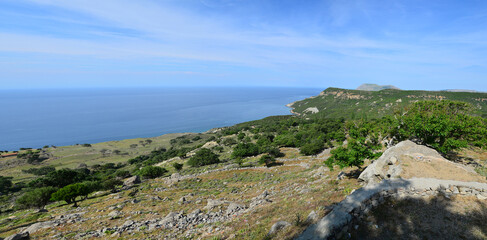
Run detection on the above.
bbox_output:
[0,87,322,151]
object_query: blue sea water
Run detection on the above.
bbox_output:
[0,87,321,151]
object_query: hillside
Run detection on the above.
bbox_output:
[289,87,487,119]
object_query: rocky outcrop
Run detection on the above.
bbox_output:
[297,178,487,240]
[359,140,441,184]
[123,175,141,187]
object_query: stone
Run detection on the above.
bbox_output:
[306,210,318,223]
[178,197,188,205]
[5,232,29,240]
[108,211,122,219]
[226,202,246,215]
[337,171,346,180]
[22,221,56,234]
[268,221,291,235]
[477,194,487,200]
[204,199,225,210]
[123,175,141,187]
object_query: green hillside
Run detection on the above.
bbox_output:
[289,87,487,119]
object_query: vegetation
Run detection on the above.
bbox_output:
[290,87,487,119]
[16,187,57,210]
[187,149,220,167]
[51,182,93,207]
[137,166,168,179]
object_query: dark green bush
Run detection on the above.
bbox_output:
[187,149,220,167]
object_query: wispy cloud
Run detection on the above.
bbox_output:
[1,0,487,89]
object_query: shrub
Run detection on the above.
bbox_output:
[231,143,260,159]
[138,166,167,179]
[326,138,381,169]
[16,186,57,210]
[22,166,56,176]
[259,155,276,167]
[187,149,220,167]
[0,176,13,194]
[172,162,183,171]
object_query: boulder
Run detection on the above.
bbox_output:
[226,202,246,215]
[5,232,29,240]
[204,199,225,210]
[123,176,141,187]
[268,221,291,235]
[22,221,56,234]
[359,140,441,184]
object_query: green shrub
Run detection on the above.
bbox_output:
[16,186,57,210]
[187,149,220,167]
[172,162,183,171]
[138,166,167,179]
[259,155,276,167]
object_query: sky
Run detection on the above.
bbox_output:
[1,0,487,90]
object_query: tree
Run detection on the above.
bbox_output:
[398,100,487,153]
[51,183,92,207]
[16,187,57,210]
[0,176,13,194]
[326,138,381,169]
[259,155,276,167]
[138,166,167,179]
[187,148,220,167]
[172,162,183,171]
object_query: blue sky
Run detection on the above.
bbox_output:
[1,0,487,90]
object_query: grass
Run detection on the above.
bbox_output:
[0,132,216,182]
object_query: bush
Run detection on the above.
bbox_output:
[16,186,57,210]
[115,170,131,179]
[138,166,167,179]
[172,162,183,171]
[300,141,325,156]
[187,149,220,167]
[22,166,56,176]
[259,155,276,167]
[101,178,122,191]
[231,143,260,159]
[326,138,381,169]
[0,176,13,194]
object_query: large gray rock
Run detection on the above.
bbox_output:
[359,140,442,184]
[5,232,29,240]
[226,202,246,215]
[123,175,141,186]
[22,221,56,234]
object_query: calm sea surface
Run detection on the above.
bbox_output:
[0,87,321,151]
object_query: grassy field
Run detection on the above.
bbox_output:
[0,132,216,182]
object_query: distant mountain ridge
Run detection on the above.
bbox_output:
[288,87,487,119]
[356,84,400,91]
